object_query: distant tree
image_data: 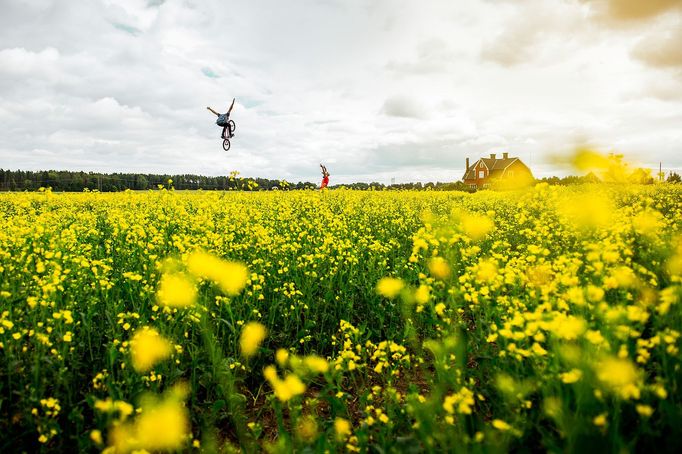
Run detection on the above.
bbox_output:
[668,172,681,183]
[582,172,601,184]
[135,175,149,190]
[539,176,561,185]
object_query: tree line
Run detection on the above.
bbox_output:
[0,169,315,192]
[0,169,679,192]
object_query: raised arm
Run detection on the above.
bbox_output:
[207,107,220,116]
[227,98,236,115]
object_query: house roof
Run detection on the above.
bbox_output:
[463,157,520,180]
[482,157,516,170]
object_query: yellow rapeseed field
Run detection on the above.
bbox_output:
[0,184,681,452]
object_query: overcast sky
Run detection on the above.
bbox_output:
[1,0,681,184]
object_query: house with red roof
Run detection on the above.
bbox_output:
[462,153,534,189]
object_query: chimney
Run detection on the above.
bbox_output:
[503,152,509,159]
[490,153,496,159]
[466,157,469,171]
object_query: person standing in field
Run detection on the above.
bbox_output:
[320,164,330,189]
[207,98,235,139]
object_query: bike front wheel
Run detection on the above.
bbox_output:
[228,120,235,134]
[222,139,231,151]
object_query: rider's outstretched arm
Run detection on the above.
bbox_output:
[207,107,220,116]
[227,98,236,115]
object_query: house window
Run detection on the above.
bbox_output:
[478,170,485,178]
[507,170,515,177]
[470,184,477,189]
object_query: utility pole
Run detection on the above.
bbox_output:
[659,162,662,182]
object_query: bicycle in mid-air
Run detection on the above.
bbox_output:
[221,120,236,151]
[207,102,237,152]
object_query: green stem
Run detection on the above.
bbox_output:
[200,312,252,452]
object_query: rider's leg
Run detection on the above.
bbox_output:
[222,126,227,139]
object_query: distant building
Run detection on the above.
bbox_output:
[462,153,534,189]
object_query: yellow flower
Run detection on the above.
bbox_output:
[335,417,351,440]
[593,413,607,427]
[63,332,73,342]
[586,285,604,302]
[414,285,430,305]
[134,399,189,450]
[657,287,678,315]
[109,385,190,452]
[492,419,511,431]
[187,251,248,296]
[263,365,306,402]
[610,267,638,288]
[443,387,475,415]
[240,322,267,358]
[376,277,404,299]
[130,327,172,373]
[280,374,306,400]
[428,257,451,280]
[94,398,114,413]
[585,330,605,345]
[303,355,329,373]
[559,192,614,229]
[550,315,586,340]
[476,260,498,283]
[596,357,641,400]
[115,401,134,419]
[636,405,654,417]
[90,429,103,445]
[435,303,446,316]
[461,213,494,240]
[157,273,197,308]
[632,210,663,236]
[667,252,682,276]
[276,348,289,366]
[560,369,583,384]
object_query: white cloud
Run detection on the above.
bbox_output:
[582,0,682,22]
[381,95,428,119]
[631,27,682,68]
[0,0,681,183]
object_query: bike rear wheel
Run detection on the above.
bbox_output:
[228,120,235,134]
[222,139,231,151]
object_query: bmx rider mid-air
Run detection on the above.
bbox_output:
[320,164,330,189]
[207,98,235,139]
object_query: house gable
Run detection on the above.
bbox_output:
[462,154,534,187]
[463,159,484,180]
